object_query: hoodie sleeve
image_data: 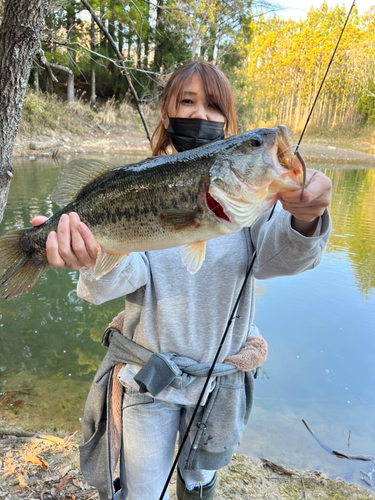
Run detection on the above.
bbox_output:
[77,252,149,305]
[250,203,331,280]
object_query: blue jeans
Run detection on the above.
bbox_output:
[115,385,216,500]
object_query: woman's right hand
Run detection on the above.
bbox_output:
[31,212,99,270]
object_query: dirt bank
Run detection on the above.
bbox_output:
[1,428,374,500]
[295,142,375,166]
[13,129,151,160]
[13,128,375,166]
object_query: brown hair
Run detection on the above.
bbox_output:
[150,61,238,156]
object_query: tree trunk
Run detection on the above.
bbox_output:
[118,22,124,56]
[288,91,294,125]
[66,0,76,63]
[90,12,96,107]
[0,0,49,223]
[33,67,39,92]
[100,5,107,53]
[327,101,333,129]
[333,97,339,127]
[90,68,96,107]
[46,75,54,94]
[207,24,217,62]
[136,35,141,69]
[67,72,74,103]
[66,0,76,102]
[152,0,164,97]
[294,88,301,131]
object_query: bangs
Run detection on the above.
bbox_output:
[152,61,237,156]
[163,62,232,122]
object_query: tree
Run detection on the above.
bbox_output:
[0,0,50,223]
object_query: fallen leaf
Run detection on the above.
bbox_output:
[40,435,65,446]
[261,457,294,476]
[55,471,77,495]
[17,473,28,488]
[0,393,13,406]
[24,453,49,471]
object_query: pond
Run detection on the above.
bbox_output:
[0,155,374,490]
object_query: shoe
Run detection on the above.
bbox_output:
[176,468,217,499]
[113,477,121,493]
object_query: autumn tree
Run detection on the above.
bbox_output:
[0,0,50,223]
[234,3,375,132]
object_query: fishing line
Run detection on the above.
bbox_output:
[158,204,277,500]
[294,0,356,155]
[159,4,356,498]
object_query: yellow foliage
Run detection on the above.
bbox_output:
[234,4,375,132]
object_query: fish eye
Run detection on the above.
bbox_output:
[250,137,263,147]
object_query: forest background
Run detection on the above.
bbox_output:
[2,0,375,137]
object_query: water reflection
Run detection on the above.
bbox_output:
[0,157,374,489]
[322,167,375,297]
[0,155,142,431]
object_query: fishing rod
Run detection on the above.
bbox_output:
[158,3,356,499]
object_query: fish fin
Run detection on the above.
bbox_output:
[159,209,199,231]
[0,229,48,299]
[180,241,206,274]
[51,159,117,206]
[93,247,127,280]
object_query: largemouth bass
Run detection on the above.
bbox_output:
[0,126,305,299]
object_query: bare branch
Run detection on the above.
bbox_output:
[34,47,59,82]
[137,0,185,12]
[364,87,375,98]
[62,41,170,78]
[49,62,74,75]
[80,0,151,141]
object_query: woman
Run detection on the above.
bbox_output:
[33,61,332,500]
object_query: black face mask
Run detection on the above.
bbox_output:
[166,117,225,153]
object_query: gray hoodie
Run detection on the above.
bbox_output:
[78,205,331,499]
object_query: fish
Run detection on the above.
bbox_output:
[0,125,305,299]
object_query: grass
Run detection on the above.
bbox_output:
[18,89,159,138]
[290,124,375,155]
[17,89,375,155]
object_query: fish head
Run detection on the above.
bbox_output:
[207,126,305,227]
[214,126,304,190]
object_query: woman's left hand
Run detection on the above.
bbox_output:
[279,169,332,236]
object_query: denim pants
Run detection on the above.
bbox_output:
[115,384,216,500]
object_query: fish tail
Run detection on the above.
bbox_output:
[0,229,48,300]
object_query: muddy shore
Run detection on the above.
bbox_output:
[12,128,375,166]
[1,428,374,500]
[2,129,375,499]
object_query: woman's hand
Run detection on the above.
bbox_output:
[31,212,99,270]
[279,169,332,237]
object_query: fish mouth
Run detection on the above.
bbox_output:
[206,189,231,221]
[276,125,306,197]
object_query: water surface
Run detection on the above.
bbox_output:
[0,156,374,489]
